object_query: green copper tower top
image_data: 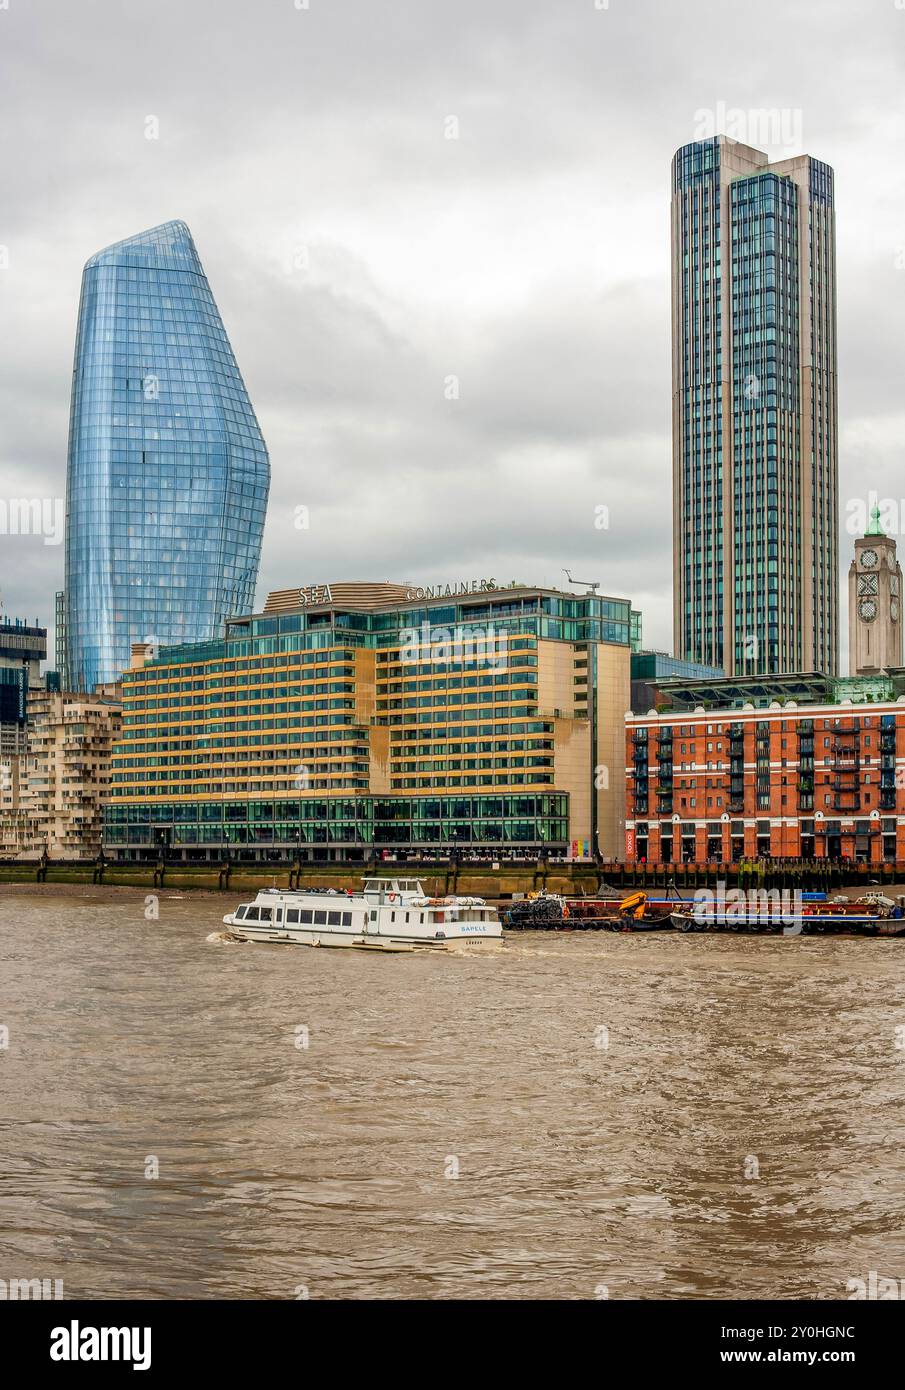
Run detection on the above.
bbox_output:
[867,503,886,536]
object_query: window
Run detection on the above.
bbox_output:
[300,910,313,924]
[286,908,300,924]
[341,912,352,927]
[314,910,327,925]
[328,911,341,926]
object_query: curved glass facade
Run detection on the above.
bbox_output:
[64,220,269,690]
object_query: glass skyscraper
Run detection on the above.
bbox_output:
[63,220,270,690]
[671,136,837,676]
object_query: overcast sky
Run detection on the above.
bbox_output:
[2,0,905,667]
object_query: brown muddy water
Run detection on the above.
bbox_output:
[1,889,905,1300]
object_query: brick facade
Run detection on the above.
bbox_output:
[625,703,902,865]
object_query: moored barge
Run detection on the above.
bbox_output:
[503,889,905,936]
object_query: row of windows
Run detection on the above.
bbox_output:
[235,905,354,928]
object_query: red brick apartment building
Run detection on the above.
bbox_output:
[625,673,905,866]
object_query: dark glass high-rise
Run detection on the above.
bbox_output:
[671,137,837,677]
[63,220,270,690]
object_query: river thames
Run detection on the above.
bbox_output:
[2,889,905,1300]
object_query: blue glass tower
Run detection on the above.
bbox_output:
[671,137,837,676]
[63,220,270,690]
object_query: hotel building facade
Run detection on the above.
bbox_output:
[104,582,637,861]
[625,673,905,866]
[671,135,837,676]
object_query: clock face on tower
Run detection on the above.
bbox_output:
[861,549,878,569]
[859,598,878,622]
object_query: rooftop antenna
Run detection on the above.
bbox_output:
[563,569,600,594]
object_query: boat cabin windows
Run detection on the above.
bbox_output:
[282,906,353,927]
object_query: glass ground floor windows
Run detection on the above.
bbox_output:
[104,793,570,851]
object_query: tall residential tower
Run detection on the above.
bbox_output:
[63,221,270,690]
[671,135,837,676]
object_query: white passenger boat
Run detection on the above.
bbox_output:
[222,877,503,951]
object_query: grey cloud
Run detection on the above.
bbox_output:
[1,0,904,668]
